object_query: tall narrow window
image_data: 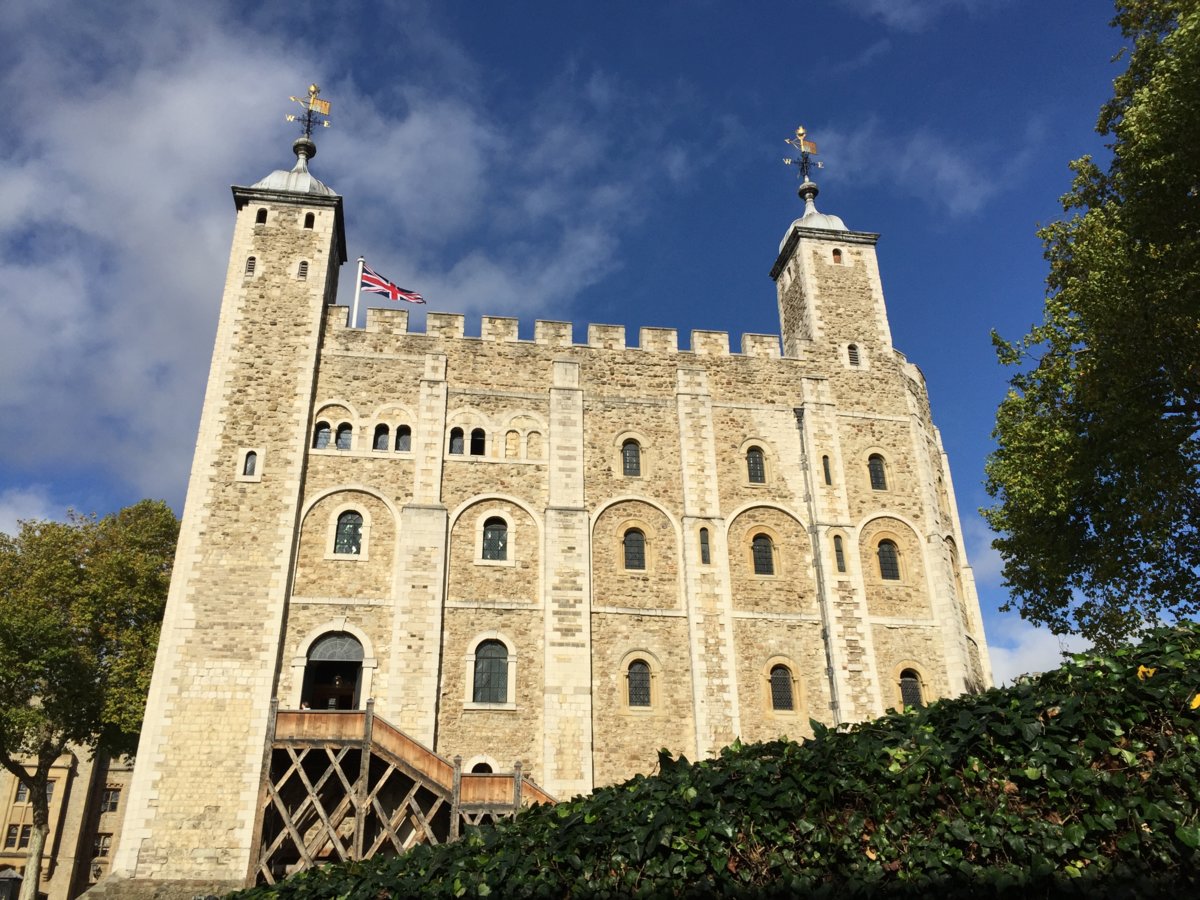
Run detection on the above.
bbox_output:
[868,454,888,490]
[335,423,353,450]
[752,534,775,575]
[312,422,331,449]
[899,669,924,707]
[746,447,766,483]
[255,208,268,225]
[473,640,508,703]
[3,825,15,848]
[470,428,486,456]
[822,455,832,485]
[482,517,508,561]
[334,511,363,555]
[18,825,31,849]
[100,788,121,813]
[769,665,794,711]
[242,451,257,477]
[373,424,389,451]
[396,425,412,452]
[627,660,651,707]
[623,528,646,570]
[303,212,315,229]
[622,439,641,476]
[244,256,256,276]
[848,343,860,366]
[699,527,711,565]
[298,260,309,281]
[833,535,847,573]
[877,540,901,580]
[449,427,464,454]
[93,833,112,857]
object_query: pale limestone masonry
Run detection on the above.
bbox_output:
[103,147,992,897]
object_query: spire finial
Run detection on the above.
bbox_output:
[285,84,332,168]
[783,124,823,183]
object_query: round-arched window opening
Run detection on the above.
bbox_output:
[301,631,364,710]
[899,669,924,708]
[470,762,493,774]
[769,665,794,711]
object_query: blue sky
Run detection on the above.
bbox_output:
[0,0,1121,681]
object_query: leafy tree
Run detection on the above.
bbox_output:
[0,500,178,900]
[985,0,1200,648]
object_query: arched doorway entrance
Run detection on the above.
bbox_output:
[301,632,364,710]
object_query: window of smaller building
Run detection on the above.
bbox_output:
[255,208,268,225]
[482,517,508,561]
[15,783,28,803]
[699,527,711,565]
[834,535,847,573]
[244,256,256,277]
[45,781,54,804]
[373,424,389,451]
[303,212,315,229]
[832,248,843,264]
[471,762,493,774]
[335,422,353,450]
[93,833,112,858]
[395,425,412,452]
[877,539,901,580]
[100,788,121,813]
[449,427,464,454]
[242,451,257,477]
[627,660,651,707]
[899,669,924,708]
[18,825,31,849]
[470,428,486,456]
[848,343,861,367]
[822,455,832,485]
[752,534,775,576]
[334,511,363,555]
[473,640,508,704]
[746,446,766,483]
[298,260,309,281]
[623,528,646,570]
[769,665,794,711]
[312,421,331,449]
[868,454,888,490]
[622,439,641,477]
[3,825,16,848]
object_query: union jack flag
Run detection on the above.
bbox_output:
[360,262,425,304]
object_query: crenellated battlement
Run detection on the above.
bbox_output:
[341,306,783,358]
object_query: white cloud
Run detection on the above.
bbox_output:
[837,0,1009,32]
[985,614,1092,685]
[0,486,60,537]
[832,37,893,73]
[962,512,1003,586]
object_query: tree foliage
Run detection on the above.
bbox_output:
[232,623,1200,899]
[984,0,1200,648]
[0,500,178,900]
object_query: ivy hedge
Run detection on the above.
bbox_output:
[232,624,1200,898]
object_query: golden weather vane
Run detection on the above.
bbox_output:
[286,83,332,139]
[783,124,823,182]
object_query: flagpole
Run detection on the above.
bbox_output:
[351,256,365,328]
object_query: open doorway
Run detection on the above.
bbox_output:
[301,632,364,710]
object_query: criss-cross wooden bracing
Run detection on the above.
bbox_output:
[248,701,555,886]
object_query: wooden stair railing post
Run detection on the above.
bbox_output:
[247,698,280,885]
[513,761,523,812]
[450,756,462,840]
[355,699,375,859]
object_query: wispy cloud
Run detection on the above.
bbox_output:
[836,0,1009,32]
[0,486,60,537]
[986,614,1091,685]
[832,37,893,73]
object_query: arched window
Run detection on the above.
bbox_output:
[242,451,257,477]
[699,527,711,565]
[312,421,331,450]
[505,430,520,459]
[877,540,901,580]
[899,669,924,708]
[302,632,363,710]
[627,660,651,707]
[623,528,646,570]
[482,517,508,561]
[395,425,412,452]
[822,455,832,485]
[303,212,315,229]
[334,511,363,555]
[834,536,847,573]
[622,440,641,477]
[769,665,794,711]
[868,454,887,490]
[473,640,508,703]
[298,260,309,281]
[470,762,493,774]
[449,427,464,454]
[832,248,843,264]
[746,447,766,483]
[373,424,389,451]
[244,256,256,276]
[752,534,775,576]
[470,428,486,456]
[335,423,353,450]
[255,208,267,225]
[848,343,861,367]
